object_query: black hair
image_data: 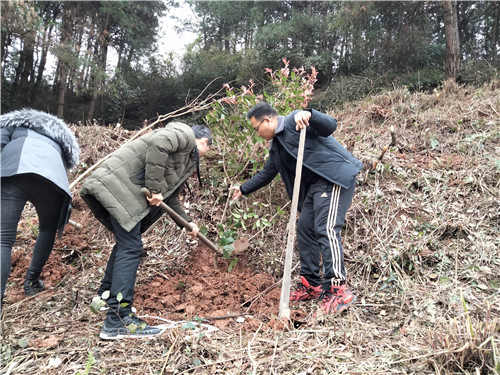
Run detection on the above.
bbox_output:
[191,125,213,145]
[246,102,278,121]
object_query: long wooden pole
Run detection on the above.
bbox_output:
[279,127,306,319]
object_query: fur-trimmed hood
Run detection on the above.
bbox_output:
[0,109,80,169]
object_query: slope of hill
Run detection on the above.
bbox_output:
[1,80,498,375]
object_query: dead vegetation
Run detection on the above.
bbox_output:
[1,80,499,374]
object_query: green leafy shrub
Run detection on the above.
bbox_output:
[204,58,318,258]
[205,58,318,178]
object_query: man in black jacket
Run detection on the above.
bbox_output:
[231,102,363,315]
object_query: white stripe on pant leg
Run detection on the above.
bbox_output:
[326,184,342,283]
[327,185,341,281]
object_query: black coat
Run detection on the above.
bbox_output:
[240,109,363,209]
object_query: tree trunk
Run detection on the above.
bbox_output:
[443,0,460,80]
[99,24,109,123]
[52,63,60,95]
[87,34,101,122]
[31,23,54,104]
[69,20,85,93]
[10,40,25,100]
[57,2,76,119]
[492,2,499,57]
[116,32,125,70]
[88,12,110,122]
[13,33,35,107]
[79,21,95,92]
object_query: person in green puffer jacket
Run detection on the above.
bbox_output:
[80,122,212,340]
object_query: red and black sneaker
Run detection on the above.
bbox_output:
[319,284,356,314]
[289,276,322,302]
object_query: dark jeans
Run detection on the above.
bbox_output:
[296,178,356,290]
[98,216,143,323]
[1,174,65,299]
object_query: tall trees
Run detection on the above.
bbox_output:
[1,0,166,121]
[31,2,60,104]
[2,1,498,123]
[2,1,41,108]
[87,4,110,122]
[183,1,466,84]
[189,0,253,53]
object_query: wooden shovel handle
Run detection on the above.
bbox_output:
[141,188,223,256]
[279,127,307,319]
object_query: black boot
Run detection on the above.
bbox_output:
[24,272,45,296]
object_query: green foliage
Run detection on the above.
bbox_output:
[125,320,146,334]
[204,59,317,261]
[181,50,243,99]
[379,271,403,292]
[17,339,29,348]
[90,296,105,314]
[458,58,500,86]
[89,290,133,316]
[104,57,183,127]
[227,257,238,273]
[218,224,236,257]
[90,290,110,314]
[1,343,12,362]
[216,223,240,273]
[181,316,204,331]
[117,291,130,308]
[229,200,274,232]
[75,351,96,375]
[310,67,446,111]
[230,203,259,231]
[205,58,318,179]
[182,320,197,330]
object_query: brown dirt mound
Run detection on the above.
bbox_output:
[135,245,283,330]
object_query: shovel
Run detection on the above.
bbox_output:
[141,187,223,257]
[279,127,306,319]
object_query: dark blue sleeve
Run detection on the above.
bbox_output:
[306,109,337,137]
[240,153,279,195]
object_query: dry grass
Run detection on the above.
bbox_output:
[1,81,499,375]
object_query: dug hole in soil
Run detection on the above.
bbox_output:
[4,195,308,334]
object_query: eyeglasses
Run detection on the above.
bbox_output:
[253,117,268,132]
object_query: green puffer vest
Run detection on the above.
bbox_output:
[80,122,196,233]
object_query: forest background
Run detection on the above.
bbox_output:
[2,0,499,125]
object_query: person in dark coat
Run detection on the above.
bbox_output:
[80,123,212,340]
[1,109,80,301]
[231,102,363,315]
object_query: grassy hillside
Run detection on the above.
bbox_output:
[1,80,499,375]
